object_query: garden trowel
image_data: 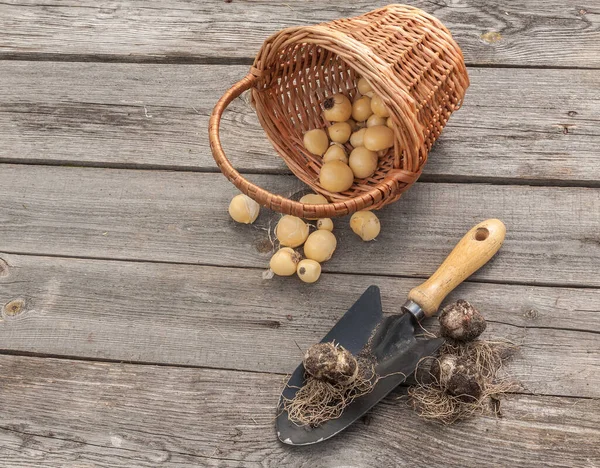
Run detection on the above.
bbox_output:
[277,219,506,445]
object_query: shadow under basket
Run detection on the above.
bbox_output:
[209,4,469,218]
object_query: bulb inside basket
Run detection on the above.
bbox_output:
[251,44,404,204]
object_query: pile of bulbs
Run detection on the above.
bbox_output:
[227,76,393,284]
[228,193,380,284]
[304,77,395,193]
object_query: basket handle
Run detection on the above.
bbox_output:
[209,73,419,218]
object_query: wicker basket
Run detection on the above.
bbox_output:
[209,4,469,218]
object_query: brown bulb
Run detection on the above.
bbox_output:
[370,94,390,117]
[323,94,352,122]
[363,125,394,152]
[323,144,348,164]
[349,147,378,179]
[352,96,373,122]
[327,122,352,144]
[319,161,354,193]
[303,129,329,156]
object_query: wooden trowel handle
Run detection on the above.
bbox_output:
[407,219,506,317]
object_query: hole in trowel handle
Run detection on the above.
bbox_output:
[475,227,489,241]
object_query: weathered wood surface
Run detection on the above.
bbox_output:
[1,165,598,287]
[0,354,598,468]
[2,0,600,465]
[1,252,598,398]
[1,1,599,68]
[2,62,599,184]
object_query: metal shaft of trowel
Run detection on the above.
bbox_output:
[402,300,426,322]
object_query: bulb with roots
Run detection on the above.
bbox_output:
[283,341,379,427]
[439,300,487,342]
[302,342,358,385]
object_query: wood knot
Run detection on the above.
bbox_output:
[481,31,502,43]
[524,308,539,320]
[567,111,578,117]
[3,298,26,317]
[0,258,8,278]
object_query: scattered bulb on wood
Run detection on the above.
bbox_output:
[349,147,378,179]
[352,96,373,122]
[370,94,390,117]
[303,129,329,156]
[327,121,352,144]
[299,193,329,220]
[319,161,354,193]
[304,229,337,262]
[228,194,260,224]
[323,94,352,122]
[297,259,322,283]
[349,128,367,148]
[367,114,387,127]
[386,117,394,129]
[323,144,348,164]
[276,215,309,247]
[317,218,334,231]
[363,125,394,152]
[269,247,301,276]
[350,210,381,241]
[357,77,374,96]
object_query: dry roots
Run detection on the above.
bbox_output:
[282,362,378,427]
[408,339,521,424]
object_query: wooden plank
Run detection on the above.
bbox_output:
[0,430,236,468]
[1,165,599,287]
[2,63,599,184]
[0,355,598,467]
[0,253,598,398]
[0,1,599,68]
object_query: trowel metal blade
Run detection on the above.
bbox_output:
[276,287,443,446]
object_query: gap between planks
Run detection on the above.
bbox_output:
[2,249,600,291]
[1,53,600,71]
[0,348,596,403]
[1,161,600,189]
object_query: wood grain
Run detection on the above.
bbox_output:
[0,253,598,397]
[1,62,599,184]
[0,1,599,68]
[1,165,598,287]
[0,354,598,468]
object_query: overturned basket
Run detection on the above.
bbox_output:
[209,4,469,218]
